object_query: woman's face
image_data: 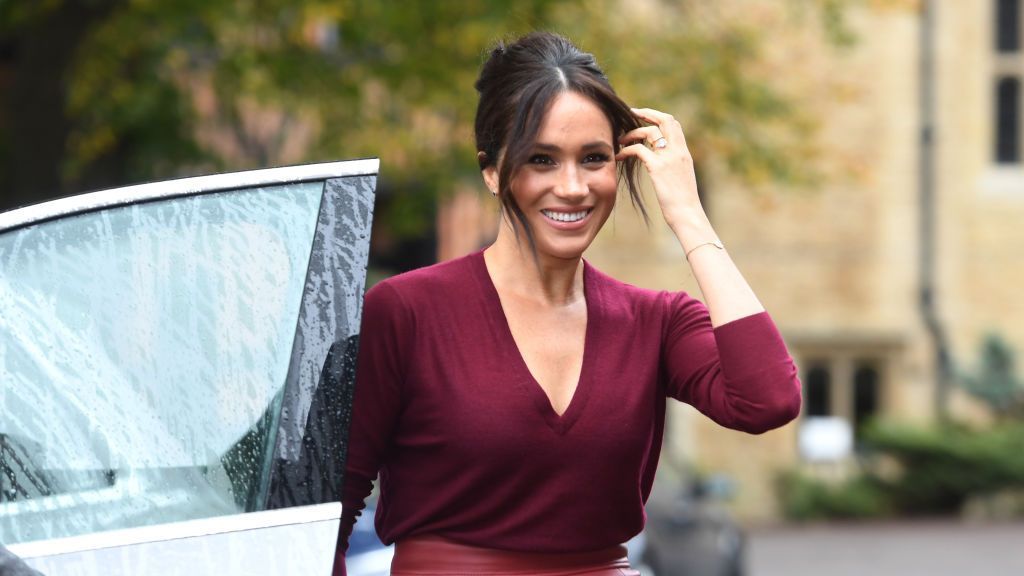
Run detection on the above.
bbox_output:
[486,91,618,263]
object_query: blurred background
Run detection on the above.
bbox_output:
[3,0,1024,574]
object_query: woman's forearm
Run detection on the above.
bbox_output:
[667,207,765,328]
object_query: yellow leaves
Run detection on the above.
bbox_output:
[24,0,862,219]
[63,125,116,183]
[868,0,921,12]
[74,126,116,160]
[299,1,346,23]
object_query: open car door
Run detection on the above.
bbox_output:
[0,160,377,575]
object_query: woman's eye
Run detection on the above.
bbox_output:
[584,153,610,164]
[528,154,555,166]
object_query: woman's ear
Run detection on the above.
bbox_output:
[479,153,499,196]
[482,168,499,196]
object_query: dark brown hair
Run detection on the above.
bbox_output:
[474,32,647,250]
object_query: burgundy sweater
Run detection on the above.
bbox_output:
[336,250,800,571]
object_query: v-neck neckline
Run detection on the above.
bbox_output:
[471,250,595,435]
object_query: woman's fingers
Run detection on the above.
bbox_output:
[619,126,666,148]
[615,142,656,164]
[631,107,675,127]
[630,107,687,148]
[620,108,702,226]
[622,106,698,192]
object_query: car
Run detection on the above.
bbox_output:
[641,474,746,576]
[0,159,379,575]
[344,500,394,576]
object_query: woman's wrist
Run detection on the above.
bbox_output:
[665,206,719,254]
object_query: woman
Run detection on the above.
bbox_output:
[336,32,801,576]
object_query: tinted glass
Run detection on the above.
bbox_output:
[0,182,322,544]
[804,363,831,417]
[996,76,1020,163]
[853,361,880,440]
[997,0,1020,53]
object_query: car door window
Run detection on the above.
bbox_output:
[0,183,324,544]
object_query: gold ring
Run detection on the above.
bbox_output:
[653,137,667,149]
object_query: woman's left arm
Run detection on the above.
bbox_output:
[619,107,800,433]
[618,107,764,327]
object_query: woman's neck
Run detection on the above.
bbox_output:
[484,225,583,308]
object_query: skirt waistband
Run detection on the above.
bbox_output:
[391,534,633,575]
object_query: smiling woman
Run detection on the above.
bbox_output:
[337,32,803,576]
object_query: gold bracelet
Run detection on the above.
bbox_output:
[685,240,724,261]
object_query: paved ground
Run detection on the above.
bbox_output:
[746,520,1024,576]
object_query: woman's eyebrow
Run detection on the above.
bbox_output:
[532,141,614,152]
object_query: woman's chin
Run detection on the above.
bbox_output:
[532,238,595,262]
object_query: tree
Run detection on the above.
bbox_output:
[962,334,1024,419]
[1,0,856,235]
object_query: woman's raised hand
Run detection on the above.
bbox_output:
[618,107,765,326]
[616,107,703,230]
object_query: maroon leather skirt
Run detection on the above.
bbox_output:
[390,535,639,576]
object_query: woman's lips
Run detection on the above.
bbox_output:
[540,208,593,230]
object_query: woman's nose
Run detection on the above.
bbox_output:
[554,166,587,200]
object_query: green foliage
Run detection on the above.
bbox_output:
[64,1,208,183]
[777,422,1024,520]
[0,0,65,32]
[2,0,860,233]
[777,469,890,520]
[863,421,1024,515]
[960,334,1024,418]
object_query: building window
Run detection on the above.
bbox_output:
[799,356,884,444]
[998,0,1020,52]
[852,362,880,437]
[995,0,1024,163]
[805,363,832,417]
[997,77,1021,163]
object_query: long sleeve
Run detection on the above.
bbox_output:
[661,292,801,434]
[333,281,411,575]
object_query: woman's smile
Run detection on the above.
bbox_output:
[540,208,593,226]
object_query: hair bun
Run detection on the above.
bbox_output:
[490,41,506,62]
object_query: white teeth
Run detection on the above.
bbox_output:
[542,209,590,223]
